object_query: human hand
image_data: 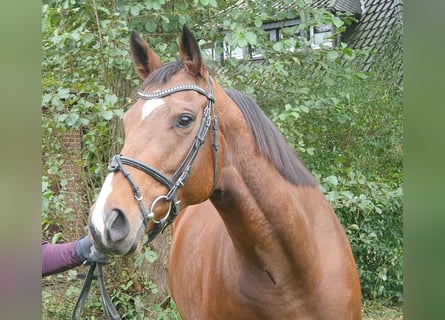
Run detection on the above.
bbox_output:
[75,236,109,264]
[89,245,108,264]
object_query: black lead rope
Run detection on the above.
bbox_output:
[71,263,121,320]
[72,80,218,319]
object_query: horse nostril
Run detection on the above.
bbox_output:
[105,209,130,242]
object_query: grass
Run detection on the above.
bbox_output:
[42,273,403,320]
[363,300,403,320]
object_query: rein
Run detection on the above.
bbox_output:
[108,79,219,242]
[71,263,120,320]
[72,80,218,319]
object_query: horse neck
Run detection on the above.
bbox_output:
[210,102,324,281]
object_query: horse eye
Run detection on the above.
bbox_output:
[176,114,194,128]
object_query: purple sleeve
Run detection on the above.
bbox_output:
[42,241,83,276]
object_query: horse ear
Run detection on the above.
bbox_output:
[130,31,163,80]
[179,25,208,78]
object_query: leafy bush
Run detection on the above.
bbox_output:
[213,0,403,303]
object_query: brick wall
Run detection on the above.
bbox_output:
[60,128,87,232]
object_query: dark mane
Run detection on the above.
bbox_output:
[139,60,317,186]
[141,60,217,88]
[141,60,184,88]
[225,89,318,187]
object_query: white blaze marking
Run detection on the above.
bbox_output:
[142,99,164,120]
[91,173,114,235]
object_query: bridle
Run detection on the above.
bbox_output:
[107,79,219,242]
[72,80,219,320]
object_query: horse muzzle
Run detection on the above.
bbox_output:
[89,207,145,256]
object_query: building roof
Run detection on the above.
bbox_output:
[224,0,402,53]
[344,0,402,50]
[342,0,403,75]
[222,0,363,17]
[308,0,403,78]
[221,0,403,77]
[312,0,362,14]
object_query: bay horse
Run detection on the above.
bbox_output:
[88,25,362,319]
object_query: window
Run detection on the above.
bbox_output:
[203,21,336,63]
[203,41,262,61]
[310,25,335,49]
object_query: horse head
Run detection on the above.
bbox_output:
[88,26,220,256]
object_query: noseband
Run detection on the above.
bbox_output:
[108,79,219,242]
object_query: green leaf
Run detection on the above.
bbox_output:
[130,5,141,16]
[342,191,354,201]
[299,105,309,113]
[96,6,110,15]
[121,280,133,290]
[332,16,344,28]
[42,93,52,106]
[325,175,338,186]
[348,224,360,231]
[238,37,249,48]
[58,88,70,99]
[326,191,339,202]
[65,113,79,126]
[273,41,283,51]
[244,32,257,45]
[152,1,162,10]
[254,18,263,28]
[145,20,157,33]
[145,249,158,263]
[56,114,66,124]
[355,72,368,80]
[327,50,339,61]
[60,179,68,187]
[102,110,113,120]
[178,14,190,26]
[114,109,125,119]
[42,180,49,193]
[104,93,118,106]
